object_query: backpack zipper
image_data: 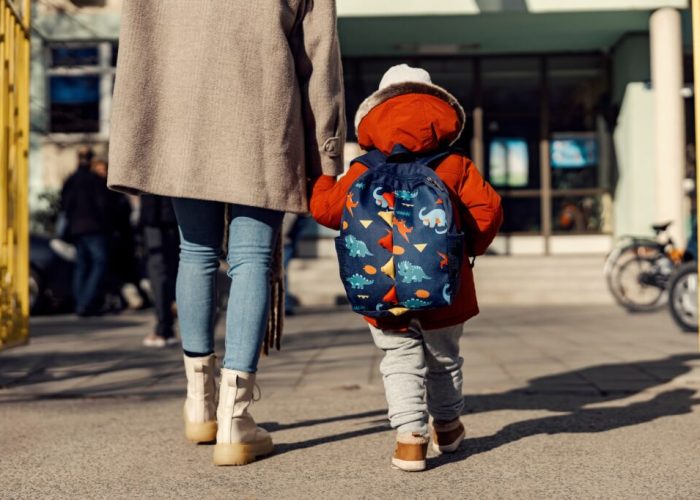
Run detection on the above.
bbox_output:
[425,176,445,192]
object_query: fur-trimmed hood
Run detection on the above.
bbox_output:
[354,76,465,146]
[356,92,464,155]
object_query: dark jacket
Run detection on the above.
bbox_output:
[139,195,177,227]
[60,167,112,237]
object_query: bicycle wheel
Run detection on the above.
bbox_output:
[669,262,698,333]
[608,253,668,311]
[605,243,661,300]
[604,241,659,276]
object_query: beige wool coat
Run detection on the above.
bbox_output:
[107,0,346,213]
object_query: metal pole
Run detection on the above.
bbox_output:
[692,0,700,345]
[539,57,551,255]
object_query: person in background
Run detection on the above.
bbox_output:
[92,157,145,312]
[281,213,308,316]
[140,194,180,347]
[60,146,111,316]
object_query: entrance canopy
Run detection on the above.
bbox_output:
[337,0,688,56]
[337,0,687,17]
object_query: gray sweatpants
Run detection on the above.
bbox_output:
[369,320,464,435]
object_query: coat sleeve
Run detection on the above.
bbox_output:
[309,163,367,230]
[293,0,346,179]
[458,160,504,256]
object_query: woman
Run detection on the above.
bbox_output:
[107,1,345,466]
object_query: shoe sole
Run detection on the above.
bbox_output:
[391,457,426,472]
[184,419,218,444]
[212,437,274,466]
[432,428,465,454]
[143,340,166,348]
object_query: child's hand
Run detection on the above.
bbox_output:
[308,163,367,230]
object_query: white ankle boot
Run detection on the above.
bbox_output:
[183,354,218,443]
[213,369,273,466]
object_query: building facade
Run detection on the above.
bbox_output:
[30,0,693,254]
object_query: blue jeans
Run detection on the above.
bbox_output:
[73,233,108,315]
[172,199,284,372]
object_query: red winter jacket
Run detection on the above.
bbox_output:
[310,93,503,330]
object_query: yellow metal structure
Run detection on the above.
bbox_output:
[0,0,30,350]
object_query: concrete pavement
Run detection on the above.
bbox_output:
[1,304,699,499]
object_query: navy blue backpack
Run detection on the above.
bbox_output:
[335,144,465,318]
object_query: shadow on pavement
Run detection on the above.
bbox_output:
[466,354,700,413]
[0,347,184,401]
[261,408,387,432]
[426,353,700,469]
[273,424,391,456]
[0,317,369,401]
[434,388,699,468]
[26,316,147,337]
[271,354,700,461]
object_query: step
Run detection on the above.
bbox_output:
[287,255,614,306]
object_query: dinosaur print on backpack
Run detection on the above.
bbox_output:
[334,145,465,318]
[344,235,373,258]
[419,207,448,234]
[397,261,431,283]
[346,273,375,289]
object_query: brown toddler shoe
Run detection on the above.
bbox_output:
[391,432,429,472]
[431,418,465,454]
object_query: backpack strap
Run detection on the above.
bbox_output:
[388,143,454,169]
[413,149,454,169]
[354,144,457,170]
[352,149,388,170]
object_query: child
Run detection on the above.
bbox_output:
[310,64,503,471]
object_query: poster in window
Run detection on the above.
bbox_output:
[551,133,597,169]
[489,138,528,188]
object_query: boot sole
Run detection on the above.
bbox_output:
[184,419,218,444]
[432,428,465,454]
[391,457,426,472]
[212,437,274,466]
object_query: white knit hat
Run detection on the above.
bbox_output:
[353,64,466,144]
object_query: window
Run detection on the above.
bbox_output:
[550,132,599,189]
[488,138,529,188]
[482,57,542,234]
[46,42,117,135]
[340,53,612,242]
[50,46,99,67]
[483,57,541,191]
[548,56,609,234]
[49,75,100,133]
[552,194,606,233]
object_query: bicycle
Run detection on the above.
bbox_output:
[604,222,686,312]
[668,261,698,332]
